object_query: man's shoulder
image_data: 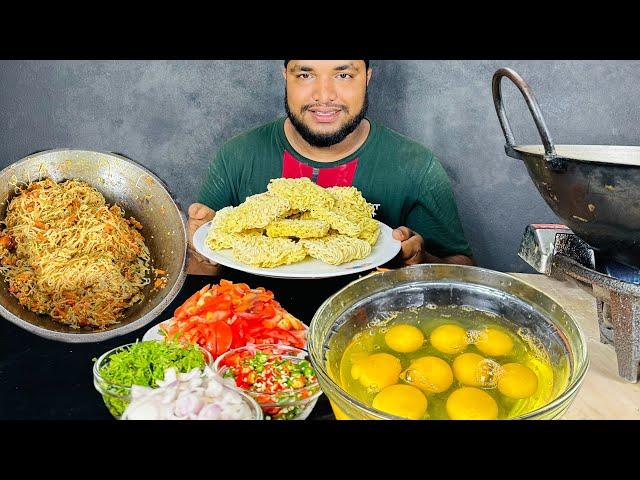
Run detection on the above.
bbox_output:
[218,118,283,158]
[373,122,436,167]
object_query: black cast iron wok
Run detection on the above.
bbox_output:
[492,67,640,268]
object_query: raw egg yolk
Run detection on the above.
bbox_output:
[372,384,428,419]
[452,352,500,387]
[475,328,514,356]
[497,363,538,399]
[430,324,468,355]
[402,356,453,393]
[385,324,424,353]
[446,387,499,420]
[351,353,401,391]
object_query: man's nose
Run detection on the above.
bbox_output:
[312,78,337,104]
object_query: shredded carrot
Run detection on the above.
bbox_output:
[129,217,143,230]
[17,272,32,282]
[0,235,13,247]
[2,178,152,329]
[2,256,16,266]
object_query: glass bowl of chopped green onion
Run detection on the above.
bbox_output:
[214,344,323,420]
[93,340,213,419]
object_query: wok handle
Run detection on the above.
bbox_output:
[492,68,557,160]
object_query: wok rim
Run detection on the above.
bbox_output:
[514,144,640,167]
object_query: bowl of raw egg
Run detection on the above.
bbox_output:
[308,264,589,420]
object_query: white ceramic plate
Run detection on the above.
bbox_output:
[193,220,401,279]
[142,320,171,342]
[142,319,309,348]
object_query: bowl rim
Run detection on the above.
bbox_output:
[218,381,265,420]
[0,148,188,343]
[213,343,323,406]
[93,340,214,390]
[308,264,590,420]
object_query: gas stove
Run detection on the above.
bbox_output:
[519,224,640,382]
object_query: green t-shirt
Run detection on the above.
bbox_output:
[198,117,472,258]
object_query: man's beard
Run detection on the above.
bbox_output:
[285,90,369,148]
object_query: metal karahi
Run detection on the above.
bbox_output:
[492,67,640,269]
[492,66,640,382]
[0,149,188,342]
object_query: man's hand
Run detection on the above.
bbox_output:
[392,226,475,266]
[186,203,220,276]
[392,226,427,265]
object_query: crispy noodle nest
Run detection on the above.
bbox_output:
[205,177,379,267]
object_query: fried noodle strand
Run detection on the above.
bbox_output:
[0,178,151,328]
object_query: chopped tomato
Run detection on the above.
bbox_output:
[257,328,303,347]
[174,284,210,320]
[207,320,233,357]
[164,280,307,358]
[229,317,249,349]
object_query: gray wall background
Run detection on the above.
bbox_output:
[1,60,639,272]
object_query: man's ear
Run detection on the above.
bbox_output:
[366,67,372,86]
[282,67,287,80]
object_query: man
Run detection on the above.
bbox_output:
[188,60,474,275]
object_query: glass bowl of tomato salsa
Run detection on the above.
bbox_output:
[214,344,323,420]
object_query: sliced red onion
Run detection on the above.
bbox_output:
[122,366,256,420]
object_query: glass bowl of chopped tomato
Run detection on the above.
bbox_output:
[93,340,213,419]
[214,344,323,420]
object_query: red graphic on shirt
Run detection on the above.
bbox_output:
[281,150,358,187]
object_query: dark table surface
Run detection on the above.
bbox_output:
[0,268,366,420]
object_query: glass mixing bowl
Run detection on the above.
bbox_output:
[214,344,322,420]
[308,265,589,420]
[93,340,213,419]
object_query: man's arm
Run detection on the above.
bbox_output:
[187,149,235,276]
[394,154,474,267]
[187,203,221,275]
[392,226,475,266]
[197,148,235,211]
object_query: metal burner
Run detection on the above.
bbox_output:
[519,224,640,382]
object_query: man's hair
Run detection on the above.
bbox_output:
[284,60,370,70]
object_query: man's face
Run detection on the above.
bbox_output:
[284,60,371,148]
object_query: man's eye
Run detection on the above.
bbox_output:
[337,73,352,79]
[298,73,312,79]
